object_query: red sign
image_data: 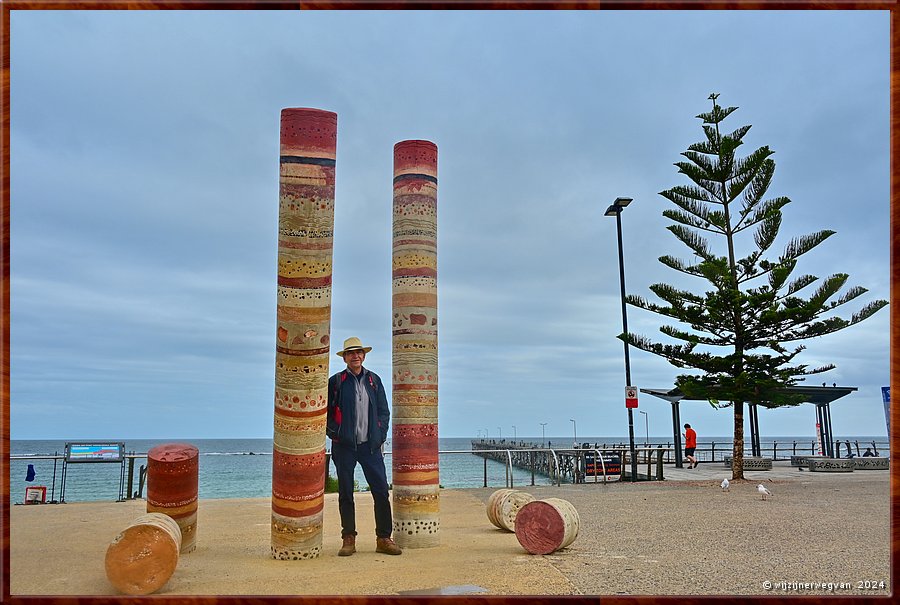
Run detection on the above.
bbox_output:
[625,386,638,408]
[24,486,46,504]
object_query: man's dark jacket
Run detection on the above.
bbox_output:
[326,367,390,453]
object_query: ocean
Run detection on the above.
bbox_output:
[9,435,888,505]
[9,437,552,504]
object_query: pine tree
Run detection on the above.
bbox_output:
[624,94,888,480]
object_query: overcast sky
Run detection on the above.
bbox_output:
[9,10,890,442]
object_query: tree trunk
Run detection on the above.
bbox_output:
[732,401,744,480]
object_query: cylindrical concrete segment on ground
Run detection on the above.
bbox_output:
[391,140,440,548]
[271,108,337,560]
[486,489,535,532]
[514,497,580,555]
[146,443,199,553]
[105,512,183,595]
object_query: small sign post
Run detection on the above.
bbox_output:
[625,386,638,409]
[24,486,47,504]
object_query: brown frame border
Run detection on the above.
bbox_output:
[1,2,895,605]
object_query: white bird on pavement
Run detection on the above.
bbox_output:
[758,484,772,500]
[721,478,730,492]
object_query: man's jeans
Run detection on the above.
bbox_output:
[331,440,393,538]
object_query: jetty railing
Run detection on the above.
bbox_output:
[474,438,890,464]
[470,437,890,484]
[469,444,667,486]
[12,437,890,503]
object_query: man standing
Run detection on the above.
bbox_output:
[326,336,402,557]
[683,423,698,469]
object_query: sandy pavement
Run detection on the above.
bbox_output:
[8,466,892,596]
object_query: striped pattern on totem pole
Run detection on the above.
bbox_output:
[391,139,440,548]
[271,108,336,560]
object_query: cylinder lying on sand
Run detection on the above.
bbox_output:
[514,497,580,554]
[105,512,183,595]
[486,488,534,532]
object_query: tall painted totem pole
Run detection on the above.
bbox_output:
[391,140,440,548]
[271,108,336,560]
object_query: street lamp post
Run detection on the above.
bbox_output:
[569,418,577,446]
[512,425,517,441]
[639,410,649,444]
[540,422,547,446]
[605,196,638,482]
[498,427,502,440]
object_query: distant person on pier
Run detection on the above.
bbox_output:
[683,423,698,469]
[326,336,402,557]
[863,447,875,457]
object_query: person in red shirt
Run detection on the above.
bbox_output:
[683,423,698,469]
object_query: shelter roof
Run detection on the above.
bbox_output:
[640,385,858,406]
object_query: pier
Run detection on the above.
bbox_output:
[469,437,889,486]
[470,439,665,485]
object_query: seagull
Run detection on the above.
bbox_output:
[720,478,730,492]
[758,484,772,500]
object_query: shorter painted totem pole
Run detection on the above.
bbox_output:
[391,140,440,548]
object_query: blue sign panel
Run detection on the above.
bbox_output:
[65,442,125,463]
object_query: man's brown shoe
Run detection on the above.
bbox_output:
[338,535,356,556]
[375,537,402,555]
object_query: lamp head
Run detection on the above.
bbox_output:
[605,197,633,217]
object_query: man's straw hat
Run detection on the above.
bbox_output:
[337,336,372,357]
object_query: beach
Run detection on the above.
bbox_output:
[9,462,891,596]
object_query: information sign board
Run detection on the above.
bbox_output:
[64,442,125,463]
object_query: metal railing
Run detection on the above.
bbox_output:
[11,439,890,503]
[11,453,148,503]
[469,446,667,486]
[497,439,891,463]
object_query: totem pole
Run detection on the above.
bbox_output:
[391,140,440,548]
[271,108,336,559]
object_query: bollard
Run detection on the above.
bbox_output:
[486,488,534,532]
[105,512,182,595]
[514,497,579,555]
[147,443,199,553]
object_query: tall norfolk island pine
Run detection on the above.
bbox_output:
[624,94,887,480]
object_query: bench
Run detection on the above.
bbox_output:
[791,455,825,467]
[808,458,854,472]
[853,457,889,470]
[723,456,772,470]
